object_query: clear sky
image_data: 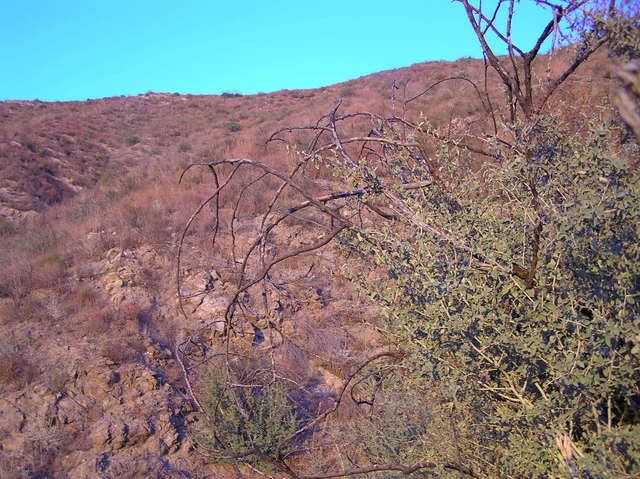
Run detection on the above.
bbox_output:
[0,1,556,101]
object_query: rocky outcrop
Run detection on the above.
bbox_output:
[0,355,195,478]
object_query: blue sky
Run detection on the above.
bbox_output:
[1,1,555,101]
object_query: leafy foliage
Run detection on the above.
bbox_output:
[179,2,639,477]
[339,114,640,477]
[225,121,242,132]
[195,357,300,467]
[126,135,140,146]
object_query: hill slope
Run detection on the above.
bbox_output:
[0,50,616,478]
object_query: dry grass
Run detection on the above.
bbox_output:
[0,351,39,389]
[101,339,143,365]
[0,47,621,478]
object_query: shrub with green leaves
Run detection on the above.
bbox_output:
[338,115,640,477]
[194,357,300,467]
[225,121,242,132]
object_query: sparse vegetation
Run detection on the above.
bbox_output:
[126,135,140,146]
[0,351,39,389]
[224,121,242,132]
[195,357,300,467]
[0,1,637,478]
[340,85,356,97]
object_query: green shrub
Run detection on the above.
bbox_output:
[225,121,242,132]
[340,116,640,478]
[126,135,140,146]
[194,357,299,466]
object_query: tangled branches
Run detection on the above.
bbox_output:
[172,92,498,477]
[172,2,639,477]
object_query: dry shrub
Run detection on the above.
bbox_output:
[74,282,99,308]
[75,306,112,337]
[0,300,16,326]
[1,258,34,303]
[113,302,145,323]
[0,352,39,389]
[0,216,17,238]
[274,339,309,382]
[14,297,52,324]
[112,191,174,247]
[31,251,68,289]
[101,340,142,365]
[107,302,150,340]
[18,216,59,256]
[81,228,117,258]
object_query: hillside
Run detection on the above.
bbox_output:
[0,44,626,479]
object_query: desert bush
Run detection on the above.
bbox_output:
[194,356,300,467]
[224,121,242,132]
[76,306,112,336]
[340,86,357,97]
[0,259,33,304]
[126,135,140,146]
[75,283,99,308]
[0,216,16,237]
[101,340,141,365]
[118,202,170,246]
[323,6,640,475]
[339,115,640,477]
[0,352,39,389]
[19,217,59,256]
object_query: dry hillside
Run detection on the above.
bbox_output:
[0,47,620,479]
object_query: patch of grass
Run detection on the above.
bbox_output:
[225,121,242,132]
[126,135,140,146]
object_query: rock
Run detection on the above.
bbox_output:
[105,247,125,262]
[103,272,127,291]
[55,397,84,424]
[79,367,114,403]
[90,418,152,451]
[219,268,240,285]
